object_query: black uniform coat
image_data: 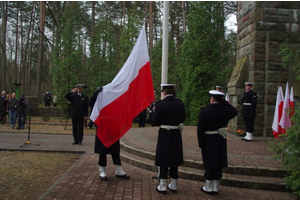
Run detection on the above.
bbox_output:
[65,92,88,118]
[197,103,237,169]
[240,89,257,118]
[152,95,185,167]
[89,91,120,154]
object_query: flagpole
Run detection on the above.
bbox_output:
[161,1,169,99]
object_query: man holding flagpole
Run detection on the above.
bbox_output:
[90,25,155,181]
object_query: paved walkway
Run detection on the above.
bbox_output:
[0,124,297,200]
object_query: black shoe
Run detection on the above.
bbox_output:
[78,141,82,145]
[156,187,167,195]
[116,174,130,179]
[72,141,78,145]
[244,139,253,142]
[100,176,108,181]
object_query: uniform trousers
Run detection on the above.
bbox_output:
[72,117,84,142]
[159,166,178,179]
[244,116,255,133]
[98,153,121,166]
[204,167,222,180]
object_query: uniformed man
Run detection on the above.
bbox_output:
[240,82,257,142]
[197,90,237,195]
[65,84,89,145]
[152,84,185,195]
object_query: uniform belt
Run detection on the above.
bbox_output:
[160,125,179,130]
[205,130,218,134]
[243,103,251,105]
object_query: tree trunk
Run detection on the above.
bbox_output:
[1,2,7,91]
[149,1,153,59]
[182,1,186,34]
[36,1,46,98]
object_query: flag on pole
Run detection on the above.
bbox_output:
[279,82,291,133]
[272,86,284,138]
[290,86,294,117]
[90,26,155,148]
[225,93,229,102]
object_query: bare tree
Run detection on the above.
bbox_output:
[1,2,7,91]
[36,1,46,98]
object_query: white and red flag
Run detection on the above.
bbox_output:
[290,86,294,117]
[225,93,229,102]
[279,82,291,133]
[272,86,284,138]
[90,26,155,148]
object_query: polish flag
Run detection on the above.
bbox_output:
[225,93,229,102]
[272,86,284,138]
[279,82,291,133]
[90,26,155,148]
[290,87,294,117]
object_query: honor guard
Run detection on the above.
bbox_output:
[152,84,185,195]
[197,90,237,195]
[240,82,257,142]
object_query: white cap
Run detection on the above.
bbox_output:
[209,90,225,96]
[216,85,222,90]
[161,84,176,91]
[244,82,253,86]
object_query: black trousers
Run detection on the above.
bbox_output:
[98,153,121,166]
[204,167,222,180]
[72,117,84,142]
[159,166,178,179]
[244,117,255,133]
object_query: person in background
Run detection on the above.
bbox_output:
[17,94,29,129]
[7,93,18,127]
[65,84,89,145]
[240,82,257,142]
[152,84,185,195]
[0,93,10,124]
[44,92,51,107]
[89,86,130,181]
[0,91,6,123]
[53,94,58,107]
[197,90,237,195]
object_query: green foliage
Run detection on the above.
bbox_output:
[269,43,300,197]
[41,115,50,122]
[269,106,300,197]
[279,42,300,80]
[179,1,231,125]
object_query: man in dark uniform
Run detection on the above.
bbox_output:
[152,84,185,195]
[240,82,257,142]
[65,84,88,145]
[89,86,130,181]
[197,90,237,195]
[44,92,51,107]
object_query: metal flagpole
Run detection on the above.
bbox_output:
[161,1,169,99]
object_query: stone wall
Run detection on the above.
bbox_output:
[228,1,300,137]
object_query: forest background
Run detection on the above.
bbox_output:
[0,1,237,125]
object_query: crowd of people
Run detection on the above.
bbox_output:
[0,91,29,129]
[0,81,257,196]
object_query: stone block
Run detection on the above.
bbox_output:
[250,7,264,23]
[266,62,285,71]
[253,41,265,54]
[252,31,266,42]
[267,31,285,42]
[250,62,265,71]
[255,114,264,126]
[266,71,280,82]
[264,15,290,23]
[267,53,282,62]
[250,53,265,62]
[256,21,285,31]
[251,70,265,82]
[266,41,280,54]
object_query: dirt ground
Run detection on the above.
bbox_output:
[0,117,142,199]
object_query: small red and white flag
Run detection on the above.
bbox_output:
[90,26,155,148]
[225,93,229,102]
[290,86,294,117]
[272,86,284,138]
[279,82,291,133]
